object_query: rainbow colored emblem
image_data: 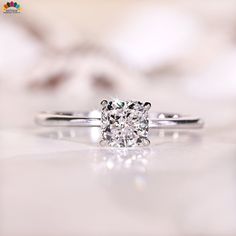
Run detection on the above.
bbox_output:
[2,1,21,13]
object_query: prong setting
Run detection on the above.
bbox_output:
[144,102,151,110]
[100,100,108,107]
[138,137,150,146]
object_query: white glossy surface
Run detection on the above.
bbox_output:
[1,109,236,236]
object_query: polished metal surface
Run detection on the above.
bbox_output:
[35,111,204,129]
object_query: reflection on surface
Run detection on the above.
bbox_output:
[35,127,202,192]
[93,148,149,171]
[36,127,202,146]
[92,147,151,192]
[36,127,101,144]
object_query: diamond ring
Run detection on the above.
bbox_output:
[35,99,204,147]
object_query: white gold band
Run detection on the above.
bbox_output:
[35,111,203,129]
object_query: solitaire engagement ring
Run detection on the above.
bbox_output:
[35,99,204,147]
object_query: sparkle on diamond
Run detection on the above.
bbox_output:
[101,100,149,147]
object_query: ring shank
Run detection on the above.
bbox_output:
[35,111,203,129]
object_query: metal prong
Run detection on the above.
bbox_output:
[99,139,108,147]
[144,102,151,110]
[139,137,150,146]
[100,100,108,107]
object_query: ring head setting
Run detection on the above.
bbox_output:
[101,99,151,147]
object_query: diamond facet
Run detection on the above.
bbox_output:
[101,99,150,147]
